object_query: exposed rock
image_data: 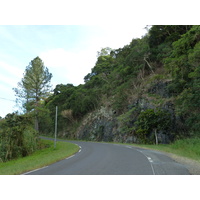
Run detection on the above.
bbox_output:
[75,80,181,144]
[76,106,119,142]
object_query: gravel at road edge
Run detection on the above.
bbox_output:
[133,145,200,175]
[159,152,200,175]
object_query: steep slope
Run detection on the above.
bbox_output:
[44,25,200,144]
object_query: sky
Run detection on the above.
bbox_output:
[0,25,147,117]
[0,0,196,118]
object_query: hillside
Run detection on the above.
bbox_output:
[40,25,200,144]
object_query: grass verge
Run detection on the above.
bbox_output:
[0,139,79,175]
[128,138,200,162]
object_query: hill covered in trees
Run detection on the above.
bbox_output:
[2,25,200,156]
[38,25,200,144]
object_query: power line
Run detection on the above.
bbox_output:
[0,97,15,102]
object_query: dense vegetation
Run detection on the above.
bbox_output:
[1,25,200,162]
[0,139,79,175]
[40,25,200,143]
[0,57,52,162]
[0,113,38,162]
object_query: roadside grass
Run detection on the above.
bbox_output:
[0,139,79,175]
[128,138,200,161]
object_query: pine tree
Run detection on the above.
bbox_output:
[13,57,52,132]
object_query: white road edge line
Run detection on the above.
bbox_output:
[78,145,82,153]
[22,144,82,175]
[74,144,82,153]
[22,166,49,175]
[66,155,75,160]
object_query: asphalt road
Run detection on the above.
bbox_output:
[24,139,190,175]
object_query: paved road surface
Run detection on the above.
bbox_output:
[24,138,190,175]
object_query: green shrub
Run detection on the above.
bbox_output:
[0,113,39,162]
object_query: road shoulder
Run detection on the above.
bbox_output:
[164,153,200,175]
[135,145,200,175]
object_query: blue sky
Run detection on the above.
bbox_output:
[0,25,147,117]
[0,0,194,118]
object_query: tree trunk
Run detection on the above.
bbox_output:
[34,97,39,132]
[35,114,39,132]
[144,57,155,74]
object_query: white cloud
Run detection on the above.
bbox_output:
[0,61,23,79]
[0,82,16,118]
[93,25,147,49]
[0,26,27,50]
[40,48,73,69]
[0,74,15,89]
[39,25,147,86]
[0,60,23,117]
[0,100,15,117]
[40,48,97,86]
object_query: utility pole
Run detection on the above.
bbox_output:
[54,106,58,149]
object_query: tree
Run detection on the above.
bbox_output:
[164,26,200,95]
[13,57,52,132]
[148,25,192,62]
[97,47,112,57]
[175,41,200,134]
[135,109,171,144]
[0,112,38,161]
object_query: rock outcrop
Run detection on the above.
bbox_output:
[75,80,181,144]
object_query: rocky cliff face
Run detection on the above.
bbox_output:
[76,106,118,142]
[75,80,180,144]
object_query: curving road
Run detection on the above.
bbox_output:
[23,138,190,175]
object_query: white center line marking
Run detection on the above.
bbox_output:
[136,150,156,175]
[147,157,153,163]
